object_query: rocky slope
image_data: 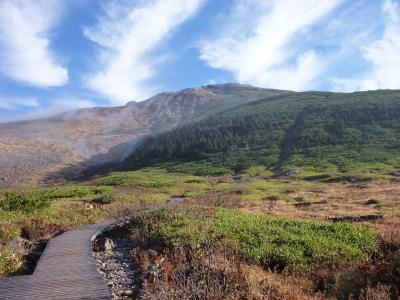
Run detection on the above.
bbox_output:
[0,84,290,187]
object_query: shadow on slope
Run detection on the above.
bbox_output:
[43,138,143,184]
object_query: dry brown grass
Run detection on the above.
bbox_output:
[131,243,325,300]
[238,180,400,225]
[160,178,400,299]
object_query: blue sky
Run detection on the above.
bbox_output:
[0,0,399,122]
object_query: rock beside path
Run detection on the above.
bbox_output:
[94,237,115,252]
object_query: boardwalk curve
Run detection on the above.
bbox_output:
[0,221,116,300]
[0,197,183,299]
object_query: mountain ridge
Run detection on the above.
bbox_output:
[123,89,400,180]
[0,84,289,187]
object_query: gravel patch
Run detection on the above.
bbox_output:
[94,235,141,299]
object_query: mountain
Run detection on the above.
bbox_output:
[123,90,400,180]
[0,84,289,187]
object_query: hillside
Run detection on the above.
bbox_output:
[0,84,289,187]
[123,90,400,180]
[2,87,400,299]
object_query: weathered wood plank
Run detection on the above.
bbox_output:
[0,221,115,300]
[0,198,184,299]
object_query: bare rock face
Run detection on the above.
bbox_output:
[0,84,291,187]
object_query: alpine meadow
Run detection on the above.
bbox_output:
[1,1,400,299]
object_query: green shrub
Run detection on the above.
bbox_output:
[0,186,112,213]
[90,192,115,205]
[38,186,111,199]
[0,247,21,276]
[0,192,50,212]
[131,207,378,271]
[322,175,373,183]
[95,168,202,188]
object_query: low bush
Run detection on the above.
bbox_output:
[322,175,373,183]
[38,186,111,199]
[133,245,250,299]
[0,186,112,213]
[129,207,378,271]
[0,247,21,277]
[18,218,65,241]
[95,169,200,189]
[0,192,50,212]
[90,193,115,205]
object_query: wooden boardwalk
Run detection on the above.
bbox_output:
[0,221,115,300]
[0,198,183,299]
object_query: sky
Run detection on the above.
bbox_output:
[0,0,400,122]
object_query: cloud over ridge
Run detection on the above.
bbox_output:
[83,0,205,104]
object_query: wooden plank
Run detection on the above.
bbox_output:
[0,199,184,299]
[0,221,115,300]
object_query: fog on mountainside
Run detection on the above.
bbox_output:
[0,84,289,187]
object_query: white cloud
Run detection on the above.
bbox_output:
[0,97,96,123]
[84,0,205,104]
[22,98,95,120]
[360,0,400,89]
[199,0,342,91]
[0,96,39,109]
[334,0,400,91]
[0,0,68,87]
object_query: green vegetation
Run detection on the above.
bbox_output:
[94,167,326,202]
[132,206,378,270]
[0,167,334,276]
[95,168,211,196]
[0,166,398,298]
[124,90,400,180]
[35,185,111,199]
[0,186,111,212]
[0,183,167,276]
[0,192,50,212]
[95,168,207,188]
[2,87,400,298]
